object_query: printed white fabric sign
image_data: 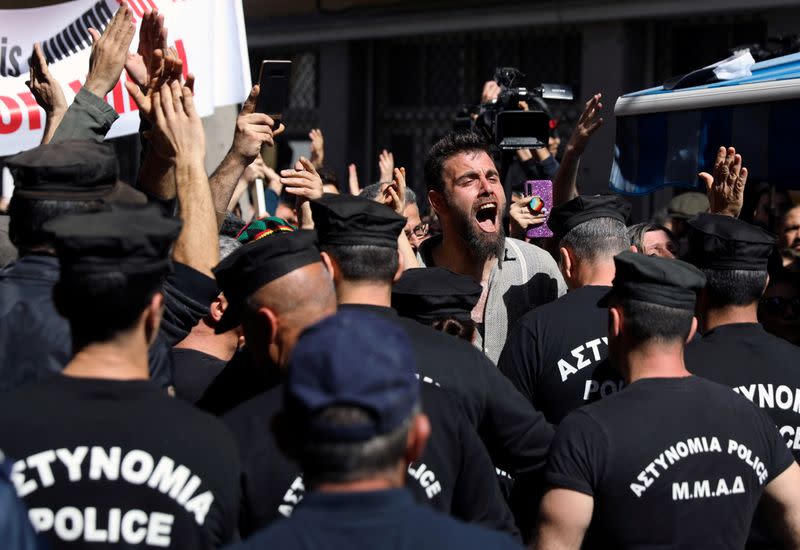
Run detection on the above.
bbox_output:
[0,0,251,155]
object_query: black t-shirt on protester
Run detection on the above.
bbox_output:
[222,382,520,539]
[170,348,227,405]
[498,286,624,424]
[547,376,794,549]
[0,375,241,549]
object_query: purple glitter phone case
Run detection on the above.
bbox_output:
[524,180,553,239]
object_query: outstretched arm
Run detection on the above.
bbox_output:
[552,93,603,206]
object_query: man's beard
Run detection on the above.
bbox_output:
[451,203,505,262]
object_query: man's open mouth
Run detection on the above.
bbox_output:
[475,202,498,233]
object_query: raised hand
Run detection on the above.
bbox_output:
[148,80,205,162]
[85,3,136,99]
[230,85,276,163]
[379,167,407,215]
[27,42,66,116]
[481,80,501,103]
[126,49,189,123]
[348,163,361,195]
[378,149,394,183]
[309,128,325,169]
[509,195,546,240]
[280,156,324,202]
[138,10,167,79]
[567,93,603,155]
[700,146,748,218]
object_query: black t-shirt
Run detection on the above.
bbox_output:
[498,286,624,424]
[171,349,227,405]
[196,349,282,416]
[0,375,241,549]
[222,382,519,539]
[339,304,554,481]
[547,376,794,549]
[686,323,800,548]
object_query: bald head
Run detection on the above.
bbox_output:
[242,261,337,368]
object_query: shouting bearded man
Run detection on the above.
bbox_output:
[420,131,565,364]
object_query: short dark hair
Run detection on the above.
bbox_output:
[431,317,476,342]
[424,131,493,195]
[319,169,338,187]
[54,270,163,348]
[282,406,412,485]
[561,218,630,264]
[702,268,767,308]
[321,243,398,283]
[8,197,103,254]
[612,297,694,344]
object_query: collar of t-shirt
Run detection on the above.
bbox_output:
[45,374,161,398]
[701,322,764,339]
[293,488,415,519]
[625,375,701,393]
[339,303,398,318]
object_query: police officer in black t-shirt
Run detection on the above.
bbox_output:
[498,194,630,424]
[683,213,800,548]
[225,310,521,550]
[537,251,800,550]
[310,194,554,480]
[0,207,241,549]
[215,214,518,537]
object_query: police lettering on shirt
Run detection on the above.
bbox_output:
[731,384,800,451]
[11,446,214,547]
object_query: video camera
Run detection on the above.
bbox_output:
[457,67,573,150]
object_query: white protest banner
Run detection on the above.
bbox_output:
[0,0,251,156]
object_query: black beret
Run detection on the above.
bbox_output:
[213,230,320,333]
[548,194,631,239]
[392,267,482,323]
[599,250,706,310]
[685,213,775,271]
[310,193,405,249]
[7,140,145,204]
[43,204,181,279]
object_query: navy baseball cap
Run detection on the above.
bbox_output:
[285,310,419,442]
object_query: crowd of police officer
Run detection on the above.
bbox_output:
[1,3,800,550]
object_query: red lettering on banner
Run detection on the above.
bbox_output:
[68,80,83,95]
[17,92,42,130]
[112,78,124,113]
[174,40,188,80]
[0,95,23,134]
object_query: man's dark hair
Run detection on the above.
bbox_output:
[612,297,694,344]
[701,268,767,308]
[561,218,630,264]
[8,198,102,254]
[54,270,163,348]
[431,317,476,342]
[319,169,338,187]
[281,405,413,486]
[321,244,398,283]
[424,131,493,195]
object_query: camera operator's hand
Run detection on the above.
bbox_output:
[509,195,547,240]
[481,80,501,103]
[378,149,395,184]
[567,93,603,156]
[348,163,361,195]
[309,128,325,169]
[85,4,136,99]
[700,145,748,218]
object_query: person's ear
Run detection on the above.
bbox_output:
[320,251,337,281]
[145,292,165,345]
[609,306,622,339]
[258,306,280,346]
[394,249,404,283]
[209,293,227,322]
[686,316,698,343]
[630,245,638,253]
[763,274,770,296]
[559,246,573,279]
[406,413,431,464]
[428,189,446,217]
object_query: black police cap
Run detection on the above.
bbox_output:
[213,230,320,333]
[43,204,181,278]
[7,140,145,204]
[392,267,481,323]
[548,194,631,240]
[310,193,405,249]
[685,213,776,271]
[599,250,706,310]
